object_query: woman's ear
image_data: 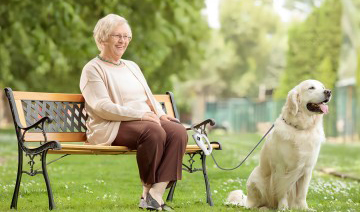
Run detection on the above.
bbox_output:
[286,88,300,116]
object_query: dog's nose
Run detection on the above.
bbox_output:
[324,90,331,97]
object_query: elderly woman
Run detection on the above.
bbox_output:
[80,14,188,211]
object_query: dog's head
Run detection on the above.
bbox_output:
[285,80,331,116]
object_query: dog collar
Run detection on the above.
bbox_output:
[282,118,300,129]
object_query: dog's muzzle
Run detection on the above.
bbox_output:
[306,89,331,114]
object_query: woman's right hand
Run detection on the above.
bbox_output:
[141,112,161,125]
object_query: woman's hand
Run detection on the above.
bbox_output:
[160,115,181,123]
[141,112,161,125]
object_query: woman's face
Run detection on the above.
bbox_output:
[102,23,132,60]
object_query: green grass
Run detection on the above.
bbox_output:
[0,130,359,211]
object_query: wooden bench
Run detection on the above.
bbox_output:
[4,88,222,210]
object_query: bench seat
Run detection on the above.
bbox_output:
[28,143,220,155]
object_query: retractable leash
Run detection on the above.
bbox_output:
[191,125,213,155]
[191,124,274,171]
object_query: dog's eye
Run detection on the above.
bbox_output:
[309,86,315,90]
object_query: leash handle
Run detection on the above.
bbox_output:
[191,125,213,155]
[210,124,274,171]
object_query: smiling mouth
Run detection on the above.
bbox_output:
[306,99,329,114]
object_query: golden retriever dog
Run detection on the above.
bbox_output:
[227,80,332,210]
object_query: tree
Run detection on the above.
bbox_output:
[218,0,286,98]
[274,0,342,98]
[0,0,209,93]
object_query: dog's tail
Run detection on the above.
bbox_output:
[226,190,247,206]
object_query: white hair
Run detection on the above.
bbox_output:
[93,14,131,51]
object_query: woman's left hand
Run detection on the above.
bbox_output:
[160,115,181,123]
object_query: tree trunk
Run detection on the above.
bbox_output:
[191,92,206,124]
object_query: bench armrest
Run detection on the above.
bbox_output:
[186,118,216,132]
[186,118,215,131]
[21,116,53,131]
[19,116,61,154]
[20,116,53,144]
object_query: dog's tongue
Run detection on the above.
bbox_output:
[320,103,329,114]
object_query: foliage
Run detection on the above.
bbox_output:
[216,0,286,98]
[284,0,322,12]
[275,0,342,98]
[0,0,209,93]
[175,31,235,102]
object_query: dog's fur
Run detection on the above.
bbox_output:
[227,80,331,210]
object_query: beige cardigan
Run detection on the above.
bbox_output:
[79,58,166,145]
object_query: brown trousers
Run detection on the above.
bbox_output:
[112,120,188,186]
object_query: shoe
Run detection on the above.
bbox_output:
[146,192,162,211]
[139,197,147,209]
[161,204,174,211]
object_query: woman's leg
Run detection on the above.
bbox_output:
[112,120,187,208]
[142,183,151,198]
[148,120,188,205]
[149,181,169,205]
[156,120,188,184]
[112,121,166,193]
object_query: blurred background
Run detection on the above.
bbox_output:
[0,0,359,142]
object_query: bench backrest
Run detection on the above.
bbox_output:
[5,88,179,143]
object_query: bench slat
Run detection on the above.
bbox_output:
[47,150,137,155]
[60,144,131,151]
[13,92,85,102]
[24,132,87,142]
[43,143,221,155]
[15,100,27,127]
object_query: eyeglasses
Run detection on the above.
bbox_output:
[110,34,132,41]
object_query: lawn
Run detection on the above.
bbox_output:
[0,129,359,211]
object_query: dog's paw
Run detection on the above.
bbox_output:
[226,190,247,206]
[294,200,308,210]
[259,206,269,210]
[278,198,289,210]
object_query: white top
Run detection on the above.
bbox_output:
[114,65,151,112]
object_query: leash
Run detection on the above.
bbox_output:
[210,124,274,171]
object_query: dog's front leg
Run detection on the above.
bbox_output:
[278,193,289,210]
[294,169,312,209]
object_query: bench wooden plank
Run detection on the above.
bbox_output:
[50,144,219,154]
[38,144,220,155]
[24,132,87,142]
[13,91,85,102]
[58,144,219,151]
[15,100,27,127]
[47,150,137,155]
[60,144,131,151]
[48,149,215,155]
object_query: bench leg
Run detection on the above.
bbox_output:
[10,148,23,209]
[166,181,177,201]
[201,154,214,206]
[41,150,56,210]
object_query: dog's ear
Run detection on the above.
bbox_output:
[286,88,300,116]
